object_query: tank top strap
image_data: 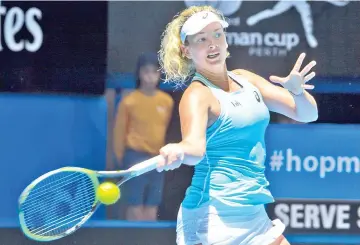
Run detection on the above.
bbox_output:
[193,72,219,89]
[193,71,251,90]
[192,72,227,100]
[227,71,250,89]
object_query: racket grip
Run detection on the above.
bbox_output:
[128,155,164,177]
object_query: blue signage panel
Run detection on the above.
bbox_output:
[265,124,360,200]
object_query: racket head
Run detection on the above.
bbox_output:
[18,167,100,242]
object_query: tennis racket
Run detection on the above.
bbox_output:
[18,155,163,242]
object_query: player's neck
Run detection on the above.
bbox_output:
[196,64,230,92]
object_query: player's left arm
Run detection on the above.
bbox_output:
[234,53,318,123]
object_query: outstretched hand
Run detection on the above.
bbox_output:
[269,53,316,95]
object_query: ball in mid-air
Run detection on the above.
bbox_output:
[96,182,120,205]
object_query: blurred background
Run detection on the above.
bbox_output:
[0,1,359,244]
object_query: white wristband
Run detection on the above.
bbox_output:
[288,89,304,96]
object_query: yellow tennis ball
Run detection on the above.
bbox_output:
[96,182,120,205]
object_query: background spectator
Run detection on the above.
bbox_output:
[110,52,174,221]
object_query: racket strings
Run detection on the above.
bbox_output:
[21,175,93,222]
[20,171,97,238]
[21,177,94,213]
[22,180,95,236]
[30,208,91,236]
[23,172,86,203]
[23,185,95,234]
[23,184,95,225]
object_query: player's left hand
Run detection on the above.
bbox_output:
[269,53,316,95]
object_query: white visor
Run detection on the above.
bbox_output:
[180,11,229,44]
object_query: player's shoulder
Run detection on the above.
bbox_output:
[181,81,212,104]
[231,69,257,79]
[187,80,211,94]
[231,69,264,87]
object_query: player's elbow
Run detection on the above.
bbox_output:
[293,114,318,123]
[296,109,318,123]
[306,112,318,122]
[184,150,205,166]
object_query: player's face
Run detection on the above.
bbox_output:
[184,22,228,72]
[139,64,160,89]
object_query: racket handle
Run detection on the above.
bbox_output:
[128,155,164,177]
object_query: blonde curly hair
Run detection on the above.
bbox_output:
[159,5,226,86]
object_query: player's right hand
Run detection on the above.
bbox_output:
[157,143,184,172]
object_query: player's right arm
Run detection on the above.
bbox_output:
[157,82,210,171]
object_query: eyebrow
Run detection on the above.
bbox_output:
[197,28,222,35]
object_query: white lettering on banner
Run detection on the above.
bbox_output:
[274,203,352,230]
[226,17,240,26]
[226,32,299,57]
[291,204,304,228]
[185,0,351,57]
[227,32,299,57]
[337,205,351,229]
[263,33,299,51]
[269,149,360,178]
[226,32,262,46]
[0,0,43,52]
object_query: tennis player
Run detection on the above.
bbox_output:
[156,5,318,245]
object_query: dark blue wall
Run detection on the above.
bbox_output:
[0,93,107,220]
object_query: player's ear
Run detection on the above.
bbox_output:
[180,44,192,60]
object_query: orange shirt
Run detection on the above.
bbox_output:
[113,89,174,161]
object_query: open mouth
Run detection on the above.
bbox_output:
[207,53,220,59]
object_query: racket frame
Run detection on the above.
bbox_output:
[18,155,161,241]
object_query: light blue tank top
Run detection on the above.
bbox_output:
[182,71,274,209]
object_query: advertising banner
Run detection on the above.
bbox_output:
[265,124,360,236]
[0,1,108,94]
[267,199,360,234]
[107,1,360,79]
[265,124,360,200]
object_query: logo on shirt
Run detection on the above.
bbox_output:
[231,100,241,107]
[253,91,261,102]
